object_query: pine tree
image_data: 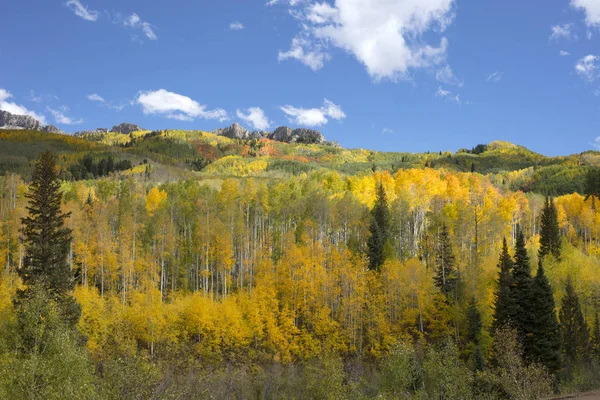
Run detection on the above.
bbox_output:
[492,238,515,332]
[538,197,561,261]
[585,168,600,211]
[559,277,590,367]
[434,225,460,298]
[20,151,73,294]
[529,264,561,373]
[367,183,391,271]
[467,296,482,344]
[510,226,535,352]
[466,296,485,370]
[19,151,79,324]
[592,310,600,360]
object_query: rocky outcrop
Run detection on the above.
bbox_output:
[41,125,64,134]
[0,110,41,131]
[268,126,326,144]
[110,123,144,134]
[268,126,293,142]
[213,123,250,140]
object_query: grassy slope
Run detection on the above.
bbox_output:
[2,129,599,194]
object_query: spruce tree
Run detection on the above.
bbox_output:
[434,224,460,298]
[559,277,590,367]
[510,226,535,353]
[492,238,515,332]
[19,151,79,324]
[592,310,600,360]
[367,183,391,271]
[529,264,561,373]
[538,197,561,261]
[585,168,600,211]
[466,297,485,370]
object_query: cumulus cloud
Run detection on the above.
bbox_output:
[560,50,571,56]
[280,99,346,127]
[487,71,503,83]
[136,89,228,122]
[592,136,600,149]
[550,24,575,40]
[382,128,394,135]
[47,107,83,125]
[229,21,244,30]
[87,93,105,102]
[65,0,98,21]
[571,0,600,27]
[575,54,599,81]
[124,13,157,40]
[276,0,455,81]
[236,107,272,130]
[0,89,47,125]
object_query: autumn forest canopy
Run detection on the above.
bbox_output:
[2,129,600,398]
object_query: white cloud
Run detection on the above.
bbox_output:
[65,0,98,22]
[592,136,600,149]
[236,107,272,130]
[136,89,228,121]
[571,0,600,27]
[560,50,571,56]
[436,65,463,86]
[124,13,157,40]
[47,107,83,125]
[87,93,105,102]
[280,99,346,127]
[486,71,503,83]
[550,23,575,40]
[382,128,394,134]
[278,36,329,71]
[575,54,599,81]
[230,21,245,30]
[436,86,461,104]
[0,89,47,125]
[277,0,455,81]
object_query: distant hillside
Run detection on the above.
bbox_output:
[1,128,599,195]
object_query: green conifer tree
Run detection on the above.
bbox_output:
[510,225,534,348]
[538,197,561,261]
[434,225,460,299]
[559,277,590,367]
[19,151,79,324]
[529,264,561,373]
[492,238,515,332]
[367,183,391,271]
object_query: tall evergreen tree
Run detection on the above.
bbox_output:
[559,277,590,367]
[529,264,561,373]
[19,151,79,324]
[510,225,534,347]
[538,197,561,261]
[585,168,600,211]
[466,297,485,370]
[434,225,460,298]
[367,183,391,271]
[492,238,515,332]
[592,310,600,360]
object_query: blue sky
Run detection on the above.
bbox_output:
[1,0,600,156]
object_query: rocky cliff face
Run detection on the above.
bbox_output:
[213,123,329,145]
[268,126,326,144]
[213,123,250,140]
[110,123,144,134]
[0,110,41,130]
[41,125,64,134]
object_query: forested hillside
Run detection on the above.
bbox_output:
[1,130,600,398]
